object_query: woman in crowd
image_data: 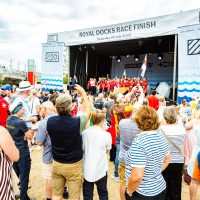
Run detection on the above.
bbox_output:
[125,106,170,200]
[0,126,19,200]
[82,110,112,200]
[183,110,200,185]
[161,106,186,200]
[187,120,200,200]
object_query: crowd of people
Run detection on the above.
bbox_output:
[87,77,148,95]
[0,78,200,200]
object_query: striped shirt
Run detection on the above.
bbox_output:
[0,148,15,200]
[161,124,186,163]
[125,130,169,196]
[82,126,112,182]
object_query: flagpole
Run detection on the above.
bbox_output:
[139,54,147,78]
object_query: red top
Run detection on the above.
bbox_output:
[87,81,91,89]
[0,97,9,128]
[142,80,148,94]
[147,95,159,110]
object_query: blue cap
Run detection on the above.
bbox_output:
[3,85,13,91]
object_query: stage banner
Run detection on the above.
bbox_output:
[48,9,200,46]
[41,42,64,91]
[178,24,200,103]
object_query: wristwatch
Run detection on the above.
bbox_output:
[126,188,133,197]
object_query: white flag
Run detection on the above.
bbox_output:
[140,54,147,78]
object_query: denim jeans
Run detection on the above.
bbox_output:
[13,155,31,200]
[125,189,166,200]
[114,136,120,177]
[83,174,108,200]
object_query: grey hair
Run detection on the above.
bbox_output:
[163,106,177,124]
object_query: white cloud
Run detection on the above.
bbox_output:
[0,0,199,71]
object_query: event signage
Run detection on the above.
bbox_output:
[41,42,64,91]
[49,9,200,46]
[178,23,200,103]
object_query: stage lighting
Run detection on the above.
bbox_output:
[134,55,139,62]
[126,55,130,58]
[116,56,121,63]
[157,54,163,60]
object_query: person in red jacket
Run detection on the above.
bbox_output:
[0,96,9,127]
[147,90,159,110]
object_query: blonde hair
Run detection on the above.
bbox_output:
[91,110,106,125]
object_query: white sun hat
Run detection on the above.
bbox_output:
[16,81,33,92]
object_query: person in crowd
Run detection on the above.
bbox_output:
[125,106,170,199]
[90,78,97,95]
[0,126,19,200]
[36,101,57,200]
[161,106,186,200]
[157,96,166,122]
[11,81,37,128]
[183,111,200,185]
[108,88,137,181]
[147,90,159,110]
[28,89,41,121]
[0,92,9,128]
[179,99,191,126]
[47,85,90,200]
[50,92,60,106]
[7,102,35,200]
[43,92,49,103]
[82,110,112,200]
[94,93,105,110]
[104,92,115,125]
[187,119,200,200]
[118,113,141,200]
[3,85,15,104]
[184,110,200,156]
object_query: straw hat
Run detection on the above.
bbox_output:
[16,81,33,92]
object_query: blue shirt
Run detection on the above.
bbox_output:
[36,113,57,164]
[125,130,169,196]
[118,118,140,163]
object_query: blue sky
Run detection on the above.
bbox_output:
[0,0,199,71]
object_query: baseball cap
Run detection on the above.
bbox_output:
[2,85,13,91]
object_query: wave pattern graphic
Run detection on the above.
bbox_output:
[42,83,63,87]
[178,88,200,92]
[178,81,200,85]
[41,79,63,82]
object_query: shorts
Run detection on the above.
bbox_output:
[42,163,52,180]
[52,160,83,198]
[118,162,126,186]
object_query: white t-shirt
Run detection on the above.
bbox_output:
[28,97,40,116]
[82,126,112,182]
[161,124,186,163]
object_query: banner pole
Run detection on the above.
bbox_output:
[86,50,88,85]
[173,34,178,101]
